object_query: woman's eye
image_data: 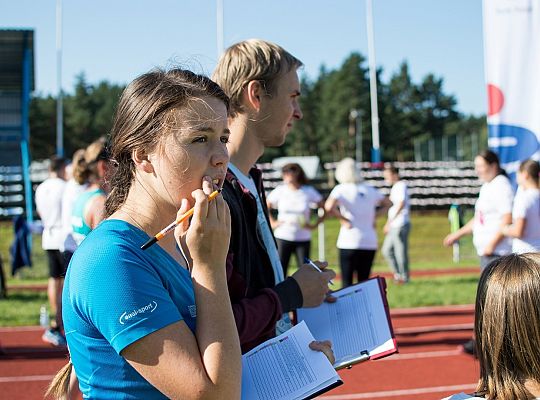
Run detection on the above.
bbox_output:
[220,136,230,144]
[193,137,207,143]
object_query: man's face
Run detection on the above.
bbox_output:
[254,68,303,147]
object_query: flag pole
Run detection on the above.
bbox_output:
[366,0,381,164]
[55,0,64,157]
[216,0,224,58]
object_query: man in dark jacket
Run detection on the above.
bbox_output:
[213,39,335,353]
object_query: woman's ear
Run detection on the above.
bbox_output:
[244,80,263,112]
[132,148,154,174]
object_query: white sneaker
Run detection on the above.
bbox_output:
[42,329,67,347]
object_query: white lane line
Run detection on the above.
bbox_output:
[320,383,477,399]
[395,323,473,335]
[380,349,463,361]
[391,304,475,316]
[0,375,54,383]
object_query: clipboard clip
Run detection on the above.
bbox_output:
[334,350,370,370]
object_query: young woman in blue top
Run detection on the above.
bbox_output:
[47,68,241,399]
[70,137,109,246]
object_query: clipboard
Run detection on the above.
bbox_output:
[334,349,370,370]
[297,276,398,369]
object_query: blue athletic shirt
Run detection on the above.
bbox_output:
[63,219,197,399]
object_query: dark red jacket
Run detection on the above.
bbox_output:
[222,167,303,353]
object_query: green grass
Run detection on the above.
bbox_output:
[385,275,478,308]
[0,290,49,326]
[0,211,480,326]
[1,221,49,283]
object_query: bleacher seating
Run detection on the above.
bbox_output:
[0,161,47,218]
[259,160,480,210]
[0,160,481,219]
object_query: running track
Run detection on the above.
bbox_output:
[0,303,478,399]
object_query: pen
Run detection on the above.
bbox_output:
[304,257,334,285]
[141,189,221,250]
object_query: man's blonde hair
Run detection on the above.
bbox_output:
[212,39,302,116]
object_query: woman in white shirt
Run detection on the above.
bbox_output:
[60,149,88,264]
[267,163,323,276]
[444,150,513,270]
[500,159,540,253]
[325,158,388,287]
[443,253,540,400]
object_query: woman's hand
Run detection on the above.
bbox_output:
[175,177,231,271]
[482,242,496,256]
[443,232,458,247]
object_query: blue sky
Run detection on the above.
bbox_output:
[1,0,486,115]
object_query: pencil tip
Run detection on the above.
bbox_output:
[141,237,157,250]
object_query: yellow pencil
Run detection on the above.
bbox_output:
[140,189,221,250]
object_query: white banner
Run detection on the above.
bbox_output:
[483,0,540,180]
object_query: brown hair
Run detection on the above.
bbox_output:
[282,163,308,185]
[104,68,229,217]
[48,155,67,174]
[475,253,540,399]
[519,159,540,186]
[383,164,399,176]
[212,39,302,116]
[71,148,87,185]
[71,138,108,185]
[478,149,506,177]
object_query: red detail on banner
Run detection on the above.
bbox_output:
[487,84,504,116]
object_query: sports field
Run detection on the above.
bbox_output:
[0,212,482,399]
[0,211,481,327]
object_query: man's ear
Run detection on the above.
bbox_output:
[244,80,264,112]
[132,148,154,173]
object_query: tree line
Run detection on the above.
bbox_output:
[29,53,487,162]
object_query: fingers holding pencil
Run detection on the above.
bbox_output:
[182,177,230,268]
[141,177,223,250]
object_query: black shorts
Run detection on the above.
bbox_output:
[46,250,67,278]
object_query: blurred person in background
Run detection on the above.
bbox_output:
[500,159,540,253]
[267,163,324,277]
[443,150,513,269]
[60,149,88,266]
[325,158,388,287]
[35,155,68,346]
[71,137,109,245]
[443,149,513,355]
[382,164,411,284]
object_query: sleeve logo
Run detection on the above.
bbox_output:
[119,301,158,325]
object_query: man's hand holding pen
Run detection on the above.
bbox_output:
[292,260,337,308]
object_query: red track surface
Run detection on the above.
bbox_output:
[0,303,478,400]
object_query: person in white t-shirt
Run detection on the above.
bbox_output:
[325,158,389,287]
[500,159,540,253]
[267,163,324,277]
[59,149,88,264]
[442,253,540,400]
[444,150,513,270]
[444,150,513,356]
[35,155,67,346]
[381,165,411,283]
